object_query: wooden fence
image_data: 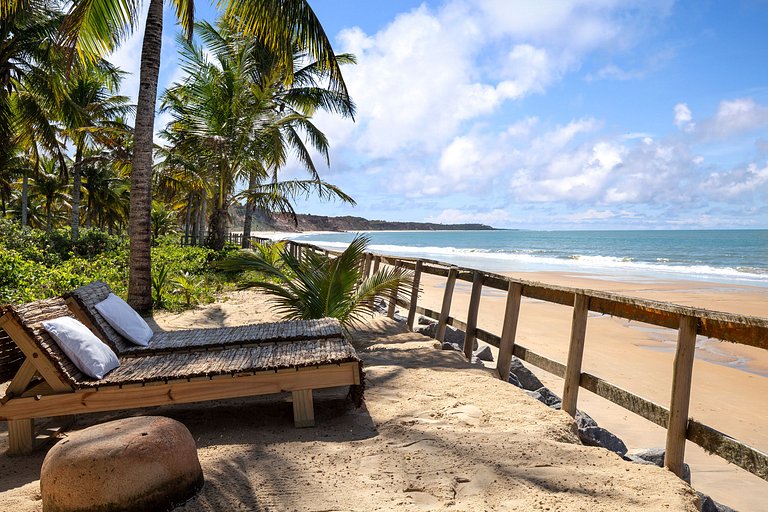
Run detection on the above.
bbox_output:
[250,236,768,483]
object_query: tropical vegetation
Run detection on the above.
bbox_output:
[217,236,414,329]
[0,0,356,311]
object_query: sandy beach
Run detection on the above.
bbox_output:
[414,270,767,511]
[1,287,706,511]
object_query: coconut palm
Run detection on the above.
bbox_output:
[60,62,133,240]
[217,235,414,330]
[161,20,354,251]
[28,156,71,232]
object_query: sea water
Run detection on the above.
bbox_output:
[293,229,768,287]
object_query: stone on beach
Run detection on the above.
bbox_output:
[40,416,203,512]
[474,345,494,361]
[578,425,629,456]
[526,386,562,409]
[508,356,544,391]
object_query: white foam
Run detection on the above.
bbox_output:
[296,237,768,285]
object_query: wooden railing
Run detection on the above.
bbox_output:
[250,236,768,482]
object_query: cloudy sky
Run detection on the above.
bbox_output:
[110,0,768,230]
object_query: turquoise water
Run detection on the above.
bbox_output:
[293,230,768,287]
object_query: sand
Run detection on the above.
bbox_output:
[414,270,768,511]
[0,288,705,511]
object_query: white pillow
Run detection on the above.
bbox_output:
[94,293,154,347]
[42,317,120,379]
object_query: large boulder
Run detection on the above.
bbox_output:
[526,387,562,409]
[508,357,544,391]
[627,447,691,484]
[41,416,204,512]
[442,325,475,351]
[474,345,494,362]
[415,321,438,338]
[578,425,628,456]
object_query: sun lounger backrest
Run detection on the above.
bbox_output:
[3,297,89,386]
[65,281,134,355]
[0,325,24,384]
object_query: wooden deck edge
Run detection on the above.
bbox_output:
[0,362,360,421]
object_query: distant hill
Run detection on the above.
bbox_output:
[232,208,498,232]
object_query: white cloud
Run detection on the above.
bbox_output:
[699,98,768,139]
[428,208,512,225]
[673,103,694,131]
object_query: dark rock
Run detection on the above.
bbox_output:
[418,316,434,325]
[441,342,461,351]
[393,312,407,323]
[442,325,478,351]
[697,492,736,512]
[631,447,665,466]
[507,373,522,388]
[527,387,562,408]
[415,322,437,338]
[627,448,691,484]
[578,425,628,456]
[373,297,388,314]
[474,345,494,362]
[508,357,544,391]
[575,409,598,429]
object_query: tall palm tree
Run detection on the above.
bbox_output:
[1,0,70,225]
[60,62,133,239]
[5,0,352,310]
[160,20,354,251]
[28,156,71,232]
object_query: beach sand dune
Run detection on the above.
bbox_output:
[0,291,699,511]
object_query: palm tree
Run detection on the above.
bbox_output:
[60,62,133,240]
[217,235,413,330]
[160,20,354,251]
[1,0,70,226]
[28,156,71,232]
[4,0,353,310]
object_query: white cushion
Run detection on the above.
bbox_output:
[94,293,154,347]
[42,317,120,379]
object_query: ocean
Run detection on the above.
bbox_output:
[293,229,768,287]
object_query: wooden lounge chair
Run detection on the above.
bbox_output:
[0,291,363,455]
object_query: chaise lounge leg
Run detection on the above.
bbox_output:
[8,418,34,455]
[292,389,315,428]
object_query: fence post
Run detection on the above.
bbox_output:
[463,271,484,360]
[496,282,522,382]
[363,253,372,279]
[372,255,381,275]
[407,260,423,330]
[387,260,400,318]
[561,293,590,416]
[665,315,698,478]
[436,267,458,342]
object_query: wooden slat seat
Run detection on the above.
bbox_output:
[0,285,364,455]
[65,281,343,355]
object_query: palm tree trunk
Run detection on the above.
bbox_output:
[241,172,258,248]
[21,170,29,227]
[71,146,82,239]
[128,0,163,312]
[184,192,192,244]
[196,194,206,246]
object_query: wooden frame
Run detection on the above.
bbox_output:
[0,308,361,455]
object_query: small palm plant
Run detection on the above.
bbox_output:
[217,235,413,330]
[172,271,205,307]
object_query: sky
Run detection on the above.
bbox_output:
[109,0,768,230]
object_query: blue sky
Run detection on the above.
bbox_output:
[110,0,768,230]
